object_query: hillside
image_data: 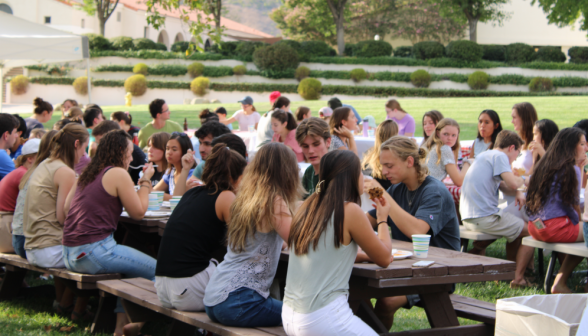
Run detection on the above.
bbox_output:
[223,0,281,36]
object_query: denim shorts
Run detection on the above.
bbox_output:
[205,287,282,327]
[583,222,588,248]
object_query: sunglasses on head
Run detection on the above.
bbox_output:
[171,132,188,137]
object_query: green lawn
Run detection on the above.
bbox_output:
[38,96,588,139]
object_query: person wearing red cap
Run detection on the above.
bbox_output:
[269,91,281,105]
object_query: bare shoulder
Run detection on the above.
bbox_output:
[344,202,364,220]
[55,166,75,179]
[217,190,236,203]
[103,167,131,179]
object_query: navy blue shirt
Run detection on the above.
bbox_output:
[369,176,460,251]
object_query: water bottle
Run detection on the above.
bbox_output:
[363,118,369,137]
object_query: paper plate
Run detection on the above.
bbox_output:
[161,201,170,208]
[392,249,413,260]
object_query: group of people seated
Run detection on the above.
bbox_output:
[0,92,587,336]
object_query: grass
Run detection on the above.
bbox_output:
[33,96,588,140]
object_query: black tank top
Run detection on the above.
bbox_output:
[156,186,226,278]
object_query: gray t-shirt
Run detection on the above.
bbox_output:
[427,144,455,181]
[328,135,347,151]
[256,111,275,149]
[473,138,491,158]
[460,150,512,220]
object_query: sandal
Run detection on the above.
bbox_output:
[53,300,74,314]
[71,309,95,321]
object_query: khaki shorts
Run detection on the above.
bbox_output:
[463,209,525,243]
[0,212,14,253]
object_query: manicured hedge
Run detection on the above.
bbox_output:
[353,41,393,58]
[413,41,445,60]
[445,40,483,62]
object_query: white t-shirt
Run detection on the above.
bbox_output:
[512,149,533,175]
[232,110,261,132]
[473,138,491,158]
[460,150,512,220]
[426,144,455,181]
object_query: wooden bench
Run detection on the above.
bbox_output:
[97,278,286,336]
[459,226,501,252]
[522,236,588,294]
[450,294,496,325]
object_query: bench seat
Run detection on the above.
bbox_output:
[97,278,286,336]
[450,294,496,325]
[459,226,501,241]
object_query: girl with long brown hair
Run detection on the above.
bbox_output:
[145,132,170,186]
[62,129,157,335]
[424,118,470,186]
[329,107,358,156]
[511,102,538,175]
[271,109,304,162]
[153,132,195,199]
[472,109,502,158]
[204,143,303,327]
[421,110,443,144]
[283,150,392,335]
[526,127,587,293]
[385,99,415,137]
[362,120,399,189]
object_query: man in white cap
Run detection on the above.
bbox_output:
[221,96,261,131]
[0,138,41,253]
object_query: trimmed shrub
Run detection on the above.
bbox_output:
[171,41,190,53]
[482,45,505,62]
[298,78,322,100]
[529,77,553,92]
[253,44,299,71]
[235,41,267,58]
[133,63,149,75]
[110,36,134,51]
[155,43,168,51]
[275,40,302,51]
[300,41,336,57]
[149,64,186,76]
[233,65,247,76]
[344,43,355,56]
[73,76,89,95]
[187,62,204,78]
[85,33,112,50]
[10,75,28,95]
[124,75,147,96]
[413,41,445,60]
[350,68,367,83]
[211,41,241,56]
[394,46,413,58]
[203,66,233,77]
[445,40,483,62]
[133,38,158,50]
[353,41,393,58]
[295,66,310,82]
[505,43,535,63]
[410,70,431,88]
[467,71,490,90]
[191,76,210,96]
[535,46,566,63]
[569,47,588,64]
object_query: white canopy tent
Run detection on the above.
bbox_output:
[0,11,89,112]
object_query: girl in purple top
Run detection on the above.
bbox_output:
[385,99,415,137]
[525,127,588,294]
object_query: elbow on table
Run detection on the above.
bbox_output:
[128,211,146,221]
[375,257,391,268]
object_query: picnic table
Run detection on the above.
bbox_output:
[119,213,514,335]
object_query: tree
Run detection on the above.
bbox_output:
[345,0,397,42]
[270,0,338,44]
[531,0,588,32]
[393,0,467,44]
[75,0,120,36]
[437,0,510,42]
[325,0,349,55]
[144,0,223,50]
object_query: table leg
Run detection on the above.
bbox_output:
[544,251,558,294]
[460,239,469,253]
[537,248,544,280]
[349,299,388,334]
[91,293,118,334]
[419,291,459,328]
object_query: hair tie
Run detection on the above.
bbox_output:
[226,146,230,151]
[125,111,130,116]
[315,180,325,194]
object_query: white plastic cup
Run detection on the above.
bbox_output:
[148,193,159,211]
[170,196,181,211]
[248,125,255,133]
[153,191,164,206]
[412,234,431,258]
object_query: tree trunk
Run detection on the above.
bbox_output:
[468,17,479,42]
[336,17,345,56]
[99,16,106,36]
[325,0,348,56]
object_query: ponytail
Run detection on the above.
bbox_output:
[271,109,297,131]
[33,97,53,114]
[111,111,132,125]
[202,143,247,194]
[19,130,58,190]
[381,136,429,183]
[49,123,89,169]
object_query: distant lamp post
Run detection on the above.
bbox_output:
[374,35,380,41]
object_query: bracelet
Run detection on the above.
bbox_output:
[377,221,388,226]
[139,184,150,190]
[138,178,151,185]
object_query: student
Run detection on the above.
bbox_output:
[529,119,559,167]
[23,123,89,320]
[111,111,141,144]
[362,136,460,329]
[9,115,26,160]
[362,120,399,190]
[328,107,358,156]
[295,106,311,124]
[460,130,535,288]
[0,114,19,180]
[421,110,443,144]
[214,107,232,130]
[24,98,53,138]
[62,129,157,336]
[65,106,83,120]
[29,128,47,139]
[144,132,170,187]
[525,128,587,293]
[153,133,195,200]
[222,96,261,132]
[385,99,415,137]
[271,109,304,162]
[199,108,219,125]
[511,102,538,175]
[318,107,332,124]
[84,106,105,157]
[269,91,281,105]
[204,143,302,327]
[0,139,40,253]
[472,110,502,158]
[424,118,470,186]
[296,118,331,197]
[573,119,588,187]
[92,121,147,185]
[137,99,183,149]
[61,99,78,118]
[283,150,392,335]
[328,97,361,125]
[12,131,57,259]
[156,144,247,311]
[189,122,231,180]
[257,96,291,149]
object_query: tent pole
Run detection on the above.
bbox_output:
[87,58,91,105]
[0,67,4,113]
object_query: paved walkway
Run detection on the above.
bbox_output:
[0,104,34,114]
